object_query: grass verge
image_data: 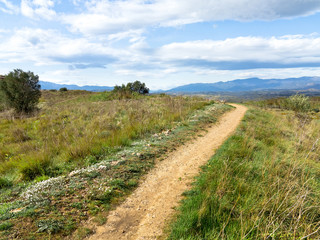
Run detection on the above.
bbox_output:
[167,106,320,239]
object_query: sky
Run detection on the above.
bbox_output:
[1,0,320,90]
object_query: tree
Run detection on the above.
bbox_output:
[113,81,149,95]
[0,69,41,113]
[59,87,68,92]
[128,81,149,94]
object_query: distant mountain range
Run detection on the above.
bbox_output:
[165,77,320,93]
[40,81,113,92]
[40,77,320,93]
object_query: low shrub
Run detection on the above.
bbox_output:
[285,94,311,113]
[0,221,14,231]
[37,219,64,234]
[0,177,12,189]
[19,156,51,181]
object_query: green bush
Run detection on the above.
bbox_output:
[59,87,68,92]
[0,221,13,231]
[285,94,311,113]
[112,81,149,99]
[19,157,51,181]
[0,177,12,189]
[0,69,41,114]
[37,219,64,234]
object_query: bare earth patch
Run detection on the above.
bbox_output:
[88,104,247,240]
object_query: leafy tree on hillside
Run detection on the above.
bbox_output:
[127,81,149,94]
[113,84,127,93]
[113,81,149,95]
[0,69,41,113]
[59,87,68,92]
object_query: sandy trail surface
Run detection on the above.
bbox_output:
[89,104,247,240]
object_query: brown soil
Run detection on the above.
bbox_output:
[88,104,247,240]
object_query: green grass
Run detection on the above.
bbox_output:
[247,96,320,112]
[168,106,320,239]
[0,221,13,231]
[0,91,211,182]
[0,91,233,239]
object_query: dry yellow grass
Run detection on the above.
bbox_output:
[0,91,211,182]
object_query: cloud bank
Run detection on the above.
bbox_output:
[62,0,320,35]
[157,35,320,70]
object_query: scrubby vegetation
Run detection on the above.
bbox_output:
[100,80,150,100]
[0,91,210,182]
[0,69,41,114]
[0,90,232,239]
[59,87,68,92]
[114,80,149,95]
[248,95,320,112]
[168,96,320,239]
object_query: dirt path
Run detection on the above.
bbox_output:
[88,104,247,240]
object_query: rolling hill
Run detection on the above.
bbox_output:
[40,81,113,92]
[166,77,320,93]
[39,77,320,93]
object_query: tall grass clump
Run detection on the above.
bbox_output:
[168,104,320,239]
[285,94,311,113]
[0,91,211,182]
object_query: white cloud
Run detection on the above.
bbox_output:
[33,0,54,8]
[2,27,320,72]
[107,29,145,42]
[156,35,320,69]
[71,0,85,6]
[0,0,17,14]
[1,25,320,89]
[62,0,320,35]
[0,28,127,66]
[21,0,56,20]
[21,0,34,18]
[0,29,9,34]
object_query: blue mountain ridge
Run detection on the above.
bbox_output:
[40,77,320,93]
[165,77,320,93]
[40,81,113,92]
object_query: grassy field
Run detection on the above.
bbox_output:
[168,98,320,239]
[0,91,212,182]
[0,90,232,239]
[247,96,320,111]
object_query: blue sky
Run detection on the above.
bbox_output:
[1,0,320,90]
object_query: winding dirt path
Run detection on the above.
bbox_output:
[89,104,247,240]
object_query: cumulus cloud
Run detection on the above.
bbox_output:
[21,0,56,19]
[0,28,124,67]
[156,35,320,70]
[63,0,320,35]
[1,27,320,73]
[1,25,320,88]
